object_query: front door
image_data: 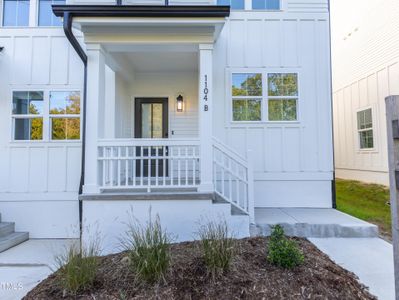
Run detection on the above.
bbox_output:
[134,98,168,178]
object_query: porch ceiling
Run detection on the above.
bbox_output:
[53,5,229,43]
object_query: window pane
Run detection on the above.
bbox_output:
[4,0,30,26]
[217,0,244,10]
[51,118,66,140]
[268,73,298,96]
[233,99,261,121]
[357,108,372,130]
[232,73,262,96]
[12,91,44,115]
[266,0,280,9]
[359,129,373,149]
[3,0,17,26]
[269,99,297,121]
[38,0,64,26]
[51,118,80,140]
[66,118,80,140]
[50,91,81,115]
[14,118,43,140]
[17,0,29,26]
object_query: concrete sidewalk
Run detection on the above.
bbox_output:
[0,239,78,300]
[310,238,395,300]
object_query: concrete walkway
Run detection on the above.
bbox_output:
[310,238,395,300]
[0,239,78,300]
[253,208,379,237]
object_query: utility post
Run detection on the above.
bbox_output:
[385,95,399,300]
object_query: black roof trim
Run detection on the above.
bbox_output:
[52,5,230,18]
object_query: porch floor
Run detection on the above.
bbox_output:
[252,208,379,238]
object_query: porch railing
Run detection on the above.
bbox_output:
[212,138,254,219]
[98,139,200,191]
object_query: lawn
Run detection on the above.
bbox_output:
[335,179,392,239]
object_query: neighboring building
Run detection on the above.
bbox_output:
[0,0,333,252]
[331,0,399,185]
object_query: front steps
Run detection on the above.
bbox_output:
[251,208,379,238]
[0,213,29,252]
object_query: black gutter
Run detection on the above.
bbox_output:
[53,5,230,18]
[62,12,88,238]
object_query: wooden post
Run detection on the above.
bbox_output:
[385,95,399,300]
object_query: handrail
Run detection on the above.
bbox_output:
[98,138,200,147]
[212,138,254,221]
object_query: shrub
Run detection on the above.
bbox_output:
[55,239,101,295]
[197,219,235,278]
[267,225,304,269]
[122,214,171,284]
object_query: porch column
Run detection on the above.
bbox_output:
[83,44,106,194]
[198,44,214,192]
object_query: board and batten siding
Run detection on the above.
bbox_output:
[213,9,333,207]
[0,28,83,238]
[331,0,399,185]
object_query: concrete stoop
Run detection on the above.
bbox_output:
[0,213,29,252]
[251,208,378,238]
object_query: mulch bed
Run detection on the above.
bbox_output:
[24,237,376,300]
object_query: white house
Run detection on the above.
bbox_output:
[0,0,333,252]
[331,0,399,186]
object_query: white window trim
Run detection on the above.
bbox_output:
[10,89,82,143]
[227,68,301,125]
[355,106,376,152]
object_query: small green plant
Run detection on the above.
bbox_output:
[267,225,304,269]
[197,218,235,278]
[122,213,171,284]
[55,239,101,295]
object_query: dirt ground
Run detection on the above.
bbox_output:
[24,237,376,300]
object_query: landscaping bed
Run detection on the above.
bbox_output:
[24,237,375,300]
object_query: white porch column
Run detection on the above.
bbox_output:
[198,44,214,192]
[83,44,106,194]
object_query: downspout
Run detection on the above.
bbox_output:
[62,12,88,237]
[327,0,337,208]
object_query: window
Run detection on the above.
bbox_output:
[49,91,81,140]
[267,73,298,121]
[357,108,374,149]
[252,0,280,10]
[11,90,81,141]
[231,72,299,122]
[38,0,64,26]
[12,91,44,140]
[232,73,262,121]
[217,0,245,10]
[2,0,29,26]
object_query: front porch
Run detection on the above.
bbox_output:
[68,9,255,223]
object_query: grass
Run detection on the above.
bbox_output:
[197,219,235,279]
[335,178,392,239]
[122,213,171,284]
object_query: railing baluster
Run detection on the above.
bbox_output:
[117,147,121,187]
[192,146,196,186]
[140,146,144,186]
[147,146,151,192]
[178,147,181,187]
[163,146,166,186]
[125,146,129,186]
[155,147,159,187]
[185,147,188,186]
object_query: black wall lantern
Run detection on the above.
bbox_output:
[176,94,184,112]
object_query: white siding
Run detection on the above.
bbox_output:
[0,29,83,237]
[331,0,399,185]
[214,11,333,207]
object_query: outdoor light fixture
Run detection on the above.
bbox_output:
[176,94,183,112]
[0,47,4,52]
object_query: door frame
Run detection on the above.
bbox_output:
[134,97,169,139]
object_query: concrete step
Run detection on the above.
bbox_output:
[252,208,379,238]
[0,232,29,253]
[0,222,15,238]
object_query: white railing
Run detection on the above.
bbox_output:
[98,139,200,191]
[213,138,254,220]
